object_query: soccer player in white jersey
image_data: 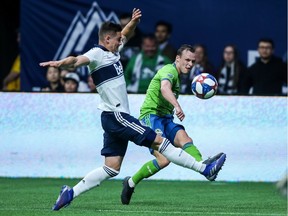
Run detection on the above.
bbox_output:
[40,8,225,211]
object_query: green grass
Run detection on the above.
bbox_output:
[0,178,286,216]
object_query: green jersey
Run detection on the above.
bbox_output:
[140,64,180,118]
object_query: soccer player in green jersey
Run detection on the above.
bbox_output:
[121,44,226,205]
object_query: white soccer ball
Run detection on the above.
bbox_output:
[191,73,218,99]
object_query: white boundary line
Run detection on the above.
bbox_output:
[1,208,286,216]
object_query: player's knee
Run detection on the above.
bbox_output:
[151,135,163,150]
[174,130,193,146]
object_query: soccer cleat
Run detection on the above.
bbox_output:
[121,176,134,205]
[201,152,226,181]
[52,185,74,211]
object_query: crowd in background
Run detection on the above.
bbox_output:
[2,14,287,96]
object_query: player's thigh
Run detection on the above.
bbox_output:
[141,114,166,137]
[165,120,188,145]
[101,111,156,148]
[142,115,166,154]
[118,113,156,148]
[101,132,128,157]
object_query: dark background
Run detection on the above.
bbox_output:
[0,0,20,89]
[0,0,287,91]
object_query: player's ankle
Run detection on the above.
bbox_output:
[128,178,135,188]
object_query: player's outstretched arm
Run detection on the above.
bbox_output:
[121,8,142,41]
[39,56,89,70]
[161,80,185,121]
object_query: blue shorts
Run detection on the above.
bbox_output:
[140,114,184,154]
[100,111,156,157]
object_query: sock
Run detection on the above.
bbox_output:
[130,159,161,187]
[158,138,205,172]
[182,142,202,162]
[73,165,119,198]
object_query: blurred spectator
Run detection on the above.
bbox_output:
[60,69,69,86]
[119,13,143,70]
[87,75,96,93]
[125,34,171,93]
[41,66,64,92]
[60,68,89,92]
[63,72,79,93]
[216,44,247,95]
[191,44,216,78]
[2,31,21,91]
[154,20,177,61]
[241,38,287,96]
[180,44,215,94]
[77,76,90,92]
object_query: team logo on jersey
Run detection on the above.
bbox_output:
[155,128,163,136]
[54,1,119,60]
[114,63,123,75]
[167,73,174,79]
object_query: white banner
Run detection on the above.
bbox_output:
[0,93,287,182]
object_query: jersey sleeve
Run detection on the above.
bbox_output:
[158,65,177,84]
[83,47,103,64]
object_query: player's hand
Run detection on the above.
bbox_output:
[131,8,142,24]
[175,106,185,121]
[39,61,60,68]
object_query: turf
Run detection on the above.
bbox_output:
[0,177,286,216]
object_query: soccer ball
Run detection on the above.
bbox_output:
[191,73,218,99]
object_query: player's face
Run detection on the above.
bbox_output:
[107,32,122,53]
[176,50,196,74]
[258,42,273,60]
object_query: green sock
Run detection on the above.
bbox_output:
[182,142,203,162]
[131,159,161,185]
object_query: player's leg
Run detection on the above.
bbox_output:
[52,156,122,211]
[73,156,122,198]
[167,120,226,180]
[116,112,225,182]
[128,114,171,187]
[72,133,128,198]
[52,112,128,211]
[152,135,226,180]
[115,112,208,174]
[121,151,169,204]
[173,129,202,161]
[130,151,170,186]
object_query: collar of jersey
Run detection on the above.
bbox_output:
[96,45,109,51]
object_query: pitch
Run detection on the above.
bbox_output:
[0,177,286,216]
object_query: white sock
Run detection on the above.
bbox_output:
[128,178,136,188]
[73,165,119,198]
[158,138,206,172]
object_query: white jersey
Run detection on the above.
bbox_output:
[83,45,130,114]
